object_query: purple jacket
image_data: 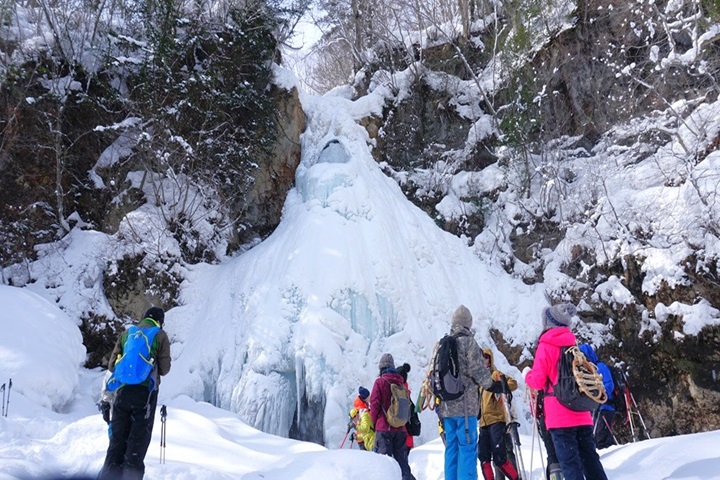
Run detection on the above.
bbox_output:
[369,371,407,433]
[525,327,593,429]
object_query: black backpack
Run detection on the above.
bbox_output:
[550,345,607,412]
[432,334,465,401]
[407,399,422,436]
[609,366,628,415]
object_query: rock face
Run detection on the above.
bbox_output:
[361,0,720,438]
[238,85,305,245]
[0,75,305,367]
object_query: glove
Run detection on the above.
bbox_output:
[522,366,531,380]
[98,401,111,424]
[487,380,504,394]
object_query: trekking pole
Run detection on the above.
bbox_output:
[1,383,5,417]
[501,382,527,479]
[339,422,353,448]
[160,405,167,464]
[627,389,651,439]
[5,379,11,417]
[530,405,546,480]
[624,387,637,442]
[528,392,537,479]
[602,415,620,446]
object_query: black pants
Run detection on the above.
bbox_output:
[376,430,415,480]
[478,422,509,465]
[98,385,158,480]
[550,426,608,480]
[594,410,616,449]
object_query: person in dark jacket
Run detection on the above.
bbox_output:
[524,303,607,480]
[98,306,171,480]
[578,343,616,450]
[396,363,415,454]
[438,305,501,480]
[369,353,415,480]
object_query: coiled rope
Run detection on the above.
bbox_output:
[568,345,608,404]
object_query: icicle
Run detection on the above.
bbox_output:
[295,354,304,427]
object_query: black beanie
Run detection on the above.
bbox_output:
[144,306,165,326]
[396,363,411,382]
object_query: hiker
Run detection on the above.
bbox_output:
[350,386,375,451]
[98,306,172,480]
[369,353,415,480]
[437,305,502,480]
[578,344,616,449]
[477,348,519,480]
[524,303,608,480]
[396,363,415,455]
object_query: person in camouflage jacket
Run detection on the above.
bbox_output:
[438,305,502,480]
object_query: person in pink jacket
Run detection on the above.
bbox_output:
[524,303,608,480]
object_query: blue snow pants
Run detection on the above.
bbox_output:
[443,416,479,480]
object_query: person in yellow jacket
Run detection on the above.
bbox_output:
[477,348,519,480]
[350,406,376,451]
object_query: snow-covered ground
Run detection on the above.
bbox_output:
[1,285,720,480]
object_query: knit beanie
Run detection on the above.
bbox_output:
[452,304,473,329]
[396,363,411,382]
[542,303,576,329]
[144,306,165,326]
[358,386,370,400]
[378,353,395,371]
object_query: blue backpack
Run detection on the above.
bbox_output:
[106,325,160,392]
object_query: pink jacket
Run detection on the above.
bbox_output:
[525,327,593,429]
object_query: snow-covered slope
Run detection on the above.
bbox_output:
[161,83,548,446]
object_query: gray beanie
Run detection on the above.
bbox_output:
[452,305,473,329]
[378,353,395,371]
[542,303,577,329]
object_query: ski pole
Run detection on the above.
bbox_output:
[500,380,526,479]
[5,379,11,417]
[1,383,5,417]
[528,393,536,479]
[339,423,353,448]
[602,414,620,446]
[625,388,637,442]
[627,390,651,439]
[160,404,167,464]
[530,401,546,480]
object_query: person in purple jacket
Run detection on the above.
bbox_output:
[524,304,608,480]
[369,353,415,480]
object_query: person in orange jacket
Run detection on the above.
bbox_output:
[350,386,375,450]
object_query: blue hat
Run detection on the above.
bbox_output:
[358,386,370,400]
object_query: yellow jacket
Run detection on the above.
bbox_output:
[350,407,376,451]
[478,348,518,427]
